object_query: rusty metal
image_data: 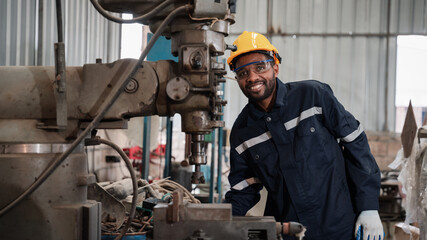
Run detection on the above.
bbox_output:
[52,0,67,130]
[0,1,235,238]
[0,59,160,121]
[401,101,418,158]
[153,189,277,240]
[166,77,190,101]
[0,143,101,240]
[87,183,126,229]
[167,189,183,223]
[53,42,67,129]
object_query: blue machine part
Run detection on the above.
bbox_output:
[146,34,178,62]
[102,235,146,240]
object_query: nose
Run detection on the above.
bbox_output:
[246,69,259,82]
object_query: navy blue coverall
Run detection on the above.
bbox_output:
[225,79,381,239]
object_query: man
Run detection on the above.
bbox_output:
[224,31,384,240]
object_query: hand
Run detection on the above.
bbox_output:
[354,210,384,240]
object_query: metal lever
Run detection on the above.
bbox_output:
[226,44,237,52]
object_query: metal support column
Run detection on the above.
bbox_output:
[142,117,151,179]
[209,129,216,203]
[163,117,173,178]
[217,83,225,203]
[217,127,223,203]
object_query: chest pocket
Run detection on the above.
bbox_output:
[246,140,280,192]
[295,117,329,164]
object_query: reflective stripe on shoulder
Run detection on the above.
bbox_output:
[341,125,364,142]
[231,177,261,190]
[235,131,272,154]
[284,106,322,130]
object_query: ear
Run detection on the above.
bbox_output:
[273,64,279,76]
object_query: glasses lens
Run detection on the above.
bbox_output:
[235,60,272,80]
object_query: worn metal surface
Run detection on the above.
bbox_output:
[53,41,68,129]
[1,143,83,154]
[166,77,190,101]
[0,119,81,143]
[156,202,231,222]
[78,59,159,119]
[82,201,102,240]
[193,0,229,19]
[0,3,234,239]
[0,143,100,240]
[154,207,276,239]
[0,59,159,121]
[0,65,79,119]
[87,183,126,229]
[154,190,276,239]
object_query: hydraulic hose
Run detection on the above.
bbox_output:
[90,0,175,24]
[0,4,191,218]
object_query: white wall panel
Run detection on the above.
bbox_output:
[225,0,426,132]
[0,0,37,66]
[0,0,120,67]
[231,0,268,34]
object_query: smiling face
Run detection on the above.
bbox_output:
[235,52,279,111]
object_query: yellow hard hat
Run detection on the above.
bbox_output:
[227,31,281,70]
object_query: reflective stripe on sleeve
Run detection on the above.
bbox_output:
[284,106,322,130]
[341,125,364,142]
[235,131,272,154]
[231,177,261,190]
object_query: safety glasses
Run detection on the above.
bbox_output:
[234,59,273,81]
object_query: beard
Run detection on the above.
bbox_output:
[240,71,276,103]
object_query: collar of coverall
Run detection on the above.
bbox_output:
[247,78,288,126]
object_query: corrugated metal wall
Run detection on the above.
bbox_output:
[0,0,120,67]
[224,0,427,132]
[0,0,37,66]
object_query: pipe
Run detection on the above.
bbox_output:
[142,117,151,180]
[275,32,398,38]
[209,129,216,203]
[54,0,67,128]
[216,83,225,203]
[163,116,173,178]
[0,4,191,218]
[90,0,175,24]
[383,0,392,131]
[55,0,64,43]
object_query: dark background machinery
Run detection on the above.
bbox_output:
[0,0,238,239]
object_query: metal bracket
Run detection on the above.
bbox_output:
[54,42,68,129]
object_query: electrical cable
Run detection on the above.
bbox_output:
[156,179,200,204]
[97,138,138,240]
[90,0,175,24]
[0,4,191,218]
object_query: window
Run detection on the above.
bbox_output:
[395,36,427,132]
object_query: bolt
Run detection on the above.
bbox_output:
[125,79,138,93]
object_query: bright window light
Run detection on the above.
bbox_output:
[395,35,427,132]
[120,14,143,59]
